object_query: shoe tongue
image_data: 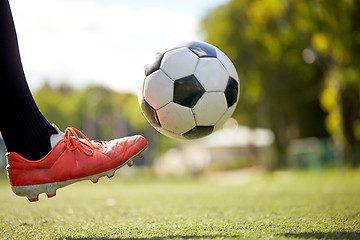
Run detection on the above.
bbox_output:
[50,124,65,148]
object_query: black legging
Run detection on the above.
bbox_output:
[0,0,56,160]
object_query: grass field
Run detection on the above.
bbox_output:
[0,168,359,240]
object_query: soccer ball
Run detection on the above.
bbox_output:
[138,41,240,140]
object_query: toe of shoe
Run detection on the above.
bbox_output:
[108,135,147,158]
[123,135,147,153]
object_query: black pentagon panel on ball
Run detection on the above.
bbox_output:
[141,99,162,128]
[224,77,239,108]
[183,125,214,140]
[174,75,205,108]
[185,41,217,58]
[144,52,164,77]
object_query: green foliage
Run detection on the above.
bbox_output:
[33,83,179,158]
[201,0,360,167]
[34,84,147,139]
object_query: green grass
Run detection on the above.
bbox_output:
[0,169,359,240]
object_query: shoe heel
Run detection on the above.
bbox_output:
[12,183,60,202]
[12,185,41,202]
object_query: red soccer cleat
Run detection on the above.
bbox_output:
[6,125,147,202]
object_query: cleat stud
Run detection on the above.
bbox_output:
[28,196,39,202]
[127,160,134,167]
[46,188,57,198]
[47,192,56,198]
[90,176,99,183]
[138,149,145,158]
[106,169,115,178]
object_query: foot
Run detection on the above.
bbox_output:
[6,125,147,202]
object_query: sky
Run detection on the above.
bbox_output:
[9,0,228,94]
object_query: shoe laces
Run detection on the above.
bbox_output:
[63,127,99,156]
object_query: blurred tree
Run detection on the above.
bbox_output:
[34,82,77,131]
[34,83,178,163]
[201,0,360,167]
[34,84,143,140]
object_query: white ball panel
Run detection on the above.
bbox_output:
[214,104,237,131]
[143,70,174,110]
[137,77,145,105]
[194,58,229,92]
[216,48,239,82]
[155,126,187,140]
[160,47,199,80]
[157,102,196,134]
[193,92,227,125]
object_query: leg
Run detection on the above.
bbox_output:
[1,0,147,201]
[0,0,56,160]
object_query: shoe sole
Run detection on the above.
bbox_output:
[10,146,146,202]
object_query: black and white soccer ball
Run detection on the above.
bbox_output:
[138,41,240,140]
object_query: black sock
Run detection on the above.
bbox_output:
[0,0,57,160]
